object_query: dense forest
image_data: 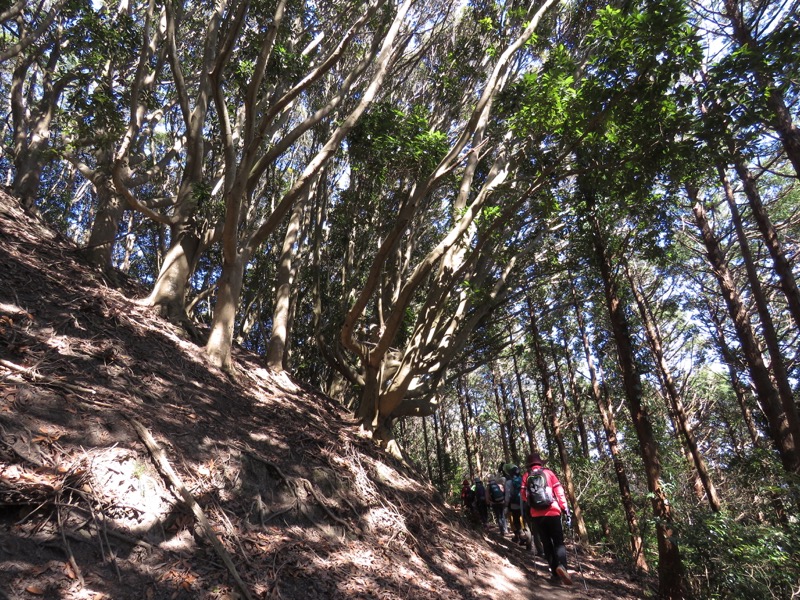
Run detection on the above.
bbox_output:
[1,0,799,597]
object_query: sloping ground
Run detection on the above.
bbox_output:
[0,189,652,600]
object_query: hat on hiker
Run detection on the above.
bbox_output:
[526,453,544,467]
[488,473,496,482]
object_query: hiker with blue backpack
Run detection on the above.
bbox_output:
[521,452,573,586]
[504,466,525,544]
[486,474,507,534]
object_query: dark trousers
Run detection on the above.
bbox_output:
[532,515,567,575]
[475,501,488,525]
[522,503,544,554]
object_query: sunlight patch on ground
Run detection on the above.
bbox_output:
[88,447,172,533]
[0,301,30,316]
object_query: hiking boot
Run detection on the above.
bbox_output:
[555,565,573,586]
[548,574,561,585]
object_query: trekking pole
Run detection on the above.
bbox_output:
[566,516,589,592]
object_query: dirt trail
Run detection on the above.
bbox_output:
[0,190,651,599]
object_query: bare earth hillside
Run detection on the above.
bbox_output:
[0,189,652,599]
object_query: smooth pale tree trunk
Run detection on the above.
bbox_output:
[528,307,589,547]
[588,208,684,594]
[145,230,203,322]
[691,193,799,473]
[85,179,125,269]
[625,263,721,512]
[265,187,309,370]
[10,51,66,211]
[208,0,412,372]
[205,256,245,371]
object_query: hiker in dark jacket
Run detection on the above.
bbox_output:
[521,453,572,586]
[505,466,525,544]
[473,477,488,528]
[486,474,507,534]
[460,478,475,515]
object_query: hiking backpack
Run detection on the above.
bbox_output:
[462,485,475,506]
[509,475,522,506]
[474,481,486,504]
[488,481,504,503]
[526,467,554,509]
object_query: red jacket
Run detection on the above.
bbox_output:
[521,466,568,518]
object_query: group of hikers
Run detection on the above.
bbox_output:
[459,452,574,587]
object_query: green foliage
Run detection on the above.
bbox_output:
[348,103,448,179]
[682,510,800,599]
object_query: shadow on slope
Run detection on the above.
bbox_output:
[0,190,649,599]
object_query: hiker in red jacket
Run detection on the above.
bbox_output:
[521,453,573,586]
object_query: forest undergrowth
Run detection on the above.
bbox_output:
[0,189,652,599]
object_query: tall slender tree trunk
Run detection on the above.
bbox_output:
[266,186,310,370]
[588,205,686,597]
[690,192,798,473]
[571,280,648,572]
[509,325,540,456]
[734,161,800,336]
[528,307,589,546]
[722,0,800,178]
[625,262,721,512]
[705,302,762,448]
[559,335,590,458]
[458,377,476,479]
[496,363,520,465]
[721,165,800,449]
[422,416,433,482]
[491,364,511,462]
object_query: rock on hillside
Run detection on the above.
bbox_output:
[0,189,650,599]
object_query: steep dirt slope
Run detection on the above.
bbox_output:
[0,189,651,599]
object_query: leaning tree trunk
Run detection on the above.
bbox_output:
[690,192,799,473]
[734,161,800,340]
[574,277,648,571]
[705,301,762,448]
[589,208,686,596]
[625,262,721,512]
[722,165,800,452]
[722,0,800,178]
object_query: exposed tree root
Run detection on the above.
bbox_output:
[127,416,255,600]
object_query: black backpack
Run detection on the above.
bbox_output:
[474,481,486,504]
[488,481,504,503]
[526,467,554,509]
